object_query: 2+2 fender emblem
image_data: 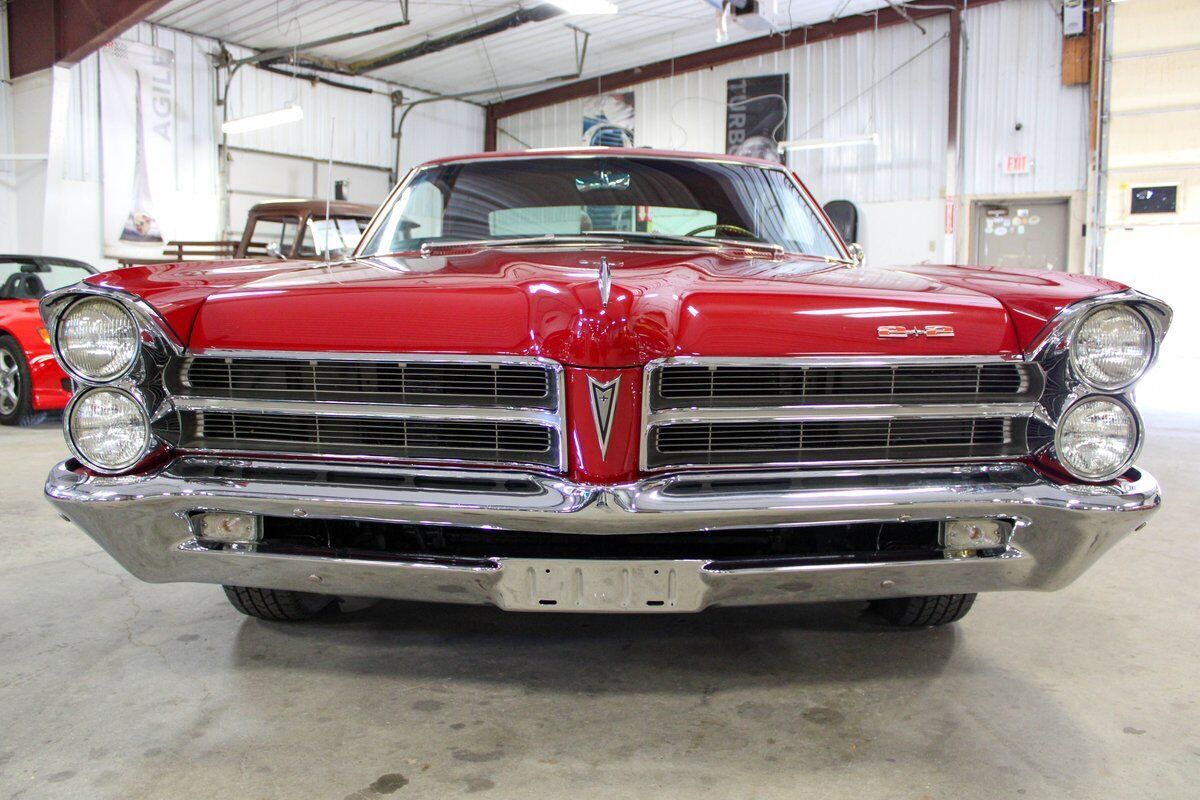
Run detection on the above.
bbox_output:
[877,325,955,339]
[587,375,621,458]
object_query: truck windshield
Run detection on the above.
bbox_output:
[360,156,843,258]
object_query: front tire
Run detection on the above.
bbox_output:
[868,593,977,627]
[222,585,336,621]
[0,336,45,427]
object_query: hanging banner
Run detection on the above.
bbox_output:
[581,92,635,147]
[100,39,176,259]
[726,74,789,164]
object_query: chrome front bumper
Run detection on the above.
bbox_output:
[45,458,1161,613]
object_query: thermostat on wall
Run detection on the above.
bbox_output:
[1130,186,1178,215]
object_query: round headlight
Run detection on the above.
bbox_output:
[1055,396,1139,481]
[56,297,139,382]
[68,388,150,472]
[1070,305,1152,390]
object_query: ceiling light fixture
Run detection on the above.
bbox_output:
[548,0,618,15]
[222,103,305,135]
[777,133,880,153]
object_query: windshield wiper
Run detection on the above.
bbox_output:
[409,231,785,257]
[563,230,785,255]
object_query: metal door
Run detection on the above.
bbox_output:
[972,199,1070,271]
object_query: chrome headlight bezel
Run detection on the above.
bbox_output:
[54,295,141,384]
[1068,304,1154,392]
[1053,394,1142,482]
[65,386,154,473]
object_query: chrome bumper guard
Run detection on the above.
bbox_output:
[46,458,1160,613]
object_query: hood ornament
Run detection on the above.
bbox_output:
[587,375,621,457]
[581,256,619,307]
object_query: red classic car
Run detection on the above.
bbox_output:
[41,149,1169,627]
[0,255,96,425]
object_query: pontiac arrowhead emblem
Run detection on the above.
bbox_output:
[587,375,621,457]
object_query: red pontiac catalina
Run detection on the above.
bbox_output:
[42,149,1170,626]
[0,255,96,425]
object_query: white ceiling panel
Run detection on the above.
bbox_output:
[149,0,893,101]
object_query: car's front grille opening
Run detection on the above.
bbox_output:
[252,517,944,568]
[176,411,559,469]
[173,356,555,408]
[647,417,1024,468]
[652,362,1041,409]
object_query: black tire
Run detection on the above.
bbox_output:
[222,585,336,621]
[868,593,977,627]
[0,335,46,427]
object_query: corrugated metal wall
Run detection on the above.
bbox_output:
[960,0,1090,195]
[499,18,950,205]
[60,22,484,181]
[498,0,1089,204]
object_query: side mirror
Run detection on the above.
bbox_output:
[848,242,865,267]
[265,241,286,260]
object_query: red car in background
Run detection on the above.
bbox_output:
[0,256,96,425]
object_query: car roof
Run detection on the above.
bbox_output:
[248,200,376,218]
[417,147,789,171]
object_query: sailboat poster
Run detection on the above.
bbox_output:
[99,39,175,257]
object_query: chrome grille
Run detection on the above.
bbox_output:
[181,411,558,469]
[651,361,1040,410]
[643,358,1041,471]
[648,418,1022,469]
[174,356,554,408]
[159,352,565,471]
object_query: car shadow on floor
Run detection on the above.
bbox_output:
[228,599,963,690]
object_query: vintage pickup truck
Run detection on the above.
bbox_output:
[41,149,1169,627]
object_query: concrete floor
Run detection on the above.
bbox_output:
[1,416,1197,800]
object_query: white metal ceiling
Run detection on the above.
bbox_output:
[148,0,892,100]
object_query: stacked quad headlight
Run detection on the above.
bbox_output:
[50,295,154,473]
[56,296,140,382]
[1055,396,1139,481]
[1050,302,1160,482]
[1070,305,1153,390]
[68,388,151,471]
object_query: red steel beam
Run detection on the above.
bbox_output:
[489,0,1007,122]
[8,0,169,79]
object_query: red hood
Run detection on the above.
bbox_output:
[85,250,1124,368]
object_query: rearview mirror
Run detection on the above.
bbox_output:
[576,170,631,193]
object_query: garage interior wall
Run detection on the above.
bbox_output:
[1099,0,1200,412]
[497,0,1087,270]
[0,21,485,266]
[0,3,17,252]
[956,0,1091,273]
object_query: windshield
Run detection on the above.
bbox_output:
[360,156,844,258]
[299,216,369,258]
[0,259,91,300]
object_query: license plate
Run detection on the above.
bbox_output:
[493,559,709,613]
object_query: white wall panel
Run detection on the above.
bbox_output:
[500,18,950,206]
[960,0,1089,196]
[0,1,17,251]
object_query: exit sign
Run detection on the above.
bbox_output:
[1004,155,1030,175]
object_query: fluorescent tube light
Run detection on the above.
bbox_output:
[548,0,618,14]
[222,104,304,135]
[777,133,880,153]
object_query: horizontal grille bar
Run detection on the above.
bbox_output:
[177,411,559,469]
[646,417,1026,469]
[651,362,1041,409]
[173,356,555,408]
